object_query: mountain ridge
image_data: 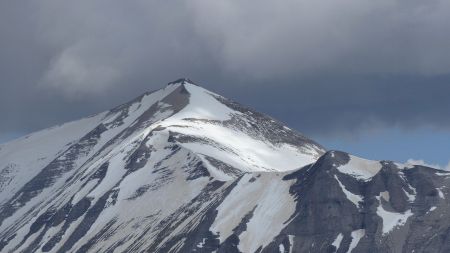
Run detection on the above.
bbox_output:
[0,79,449,253]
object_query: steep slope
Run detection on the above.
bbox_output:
[0,79,449,253]
[263,151,450,253]
[0,79,324,252]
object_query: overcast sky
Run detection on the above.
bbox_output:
[1,0,449,168]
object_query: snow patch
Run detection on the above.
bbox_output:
[176,84,239,121]
[380,191,390,202]
[436,187,445,199]
[337,155,382,181]
[347,229,365,253]
[403,188,416,202]
[288,235,295,253]
[198,154,234,181]
[334,175,363,208]
[376,197,413,235]
[197,238,207,248]
[211,173,295,253]
[160,113,318,172]
[332,233,344,250]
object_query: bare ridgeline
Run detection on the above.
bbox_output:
[0,79,449,253]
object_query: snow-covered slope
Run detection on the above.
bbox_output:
[0,79,449,253]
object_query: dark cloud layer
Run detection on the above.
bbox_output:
[1,0,450,139]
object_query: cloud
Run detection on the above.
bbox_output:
[406,159,450,171]
[1,0,450,140]
[42,44,120,96]
[30,0,450,94]
[188,0,450,78]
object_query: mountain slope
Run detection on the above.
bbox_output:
[0,79,449,253]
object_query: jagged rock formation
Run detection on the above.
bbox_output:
[0,79,449,253]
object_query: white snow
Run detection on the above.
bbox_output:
[337,155,382,181]
[174,83,239,121]
[197,238,207,248]
[403,188,416,202]
[332,233,344,250]
[288,235,295,253]
[154,83,322,172]
[437,188,445,199]
[397,171,417,202]
[0,81,325,252]
[334,175,363,208]
[0,112,106,203]
[198,154,234,181]
[376,197,413,235]
[167,123,317,172]
[347,229,365,253]
[210,173,296,253]
[380,191,390,202]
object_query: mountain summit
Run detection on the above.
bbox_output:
[0,80,449,253]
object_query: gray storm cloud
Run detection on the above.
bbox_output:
[1,0,450,137]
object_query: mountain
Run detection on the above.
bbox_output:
[0,79,449,253]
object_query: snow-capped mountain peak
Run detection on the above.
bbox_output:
[92,79,325,176]
[0,79,448,253]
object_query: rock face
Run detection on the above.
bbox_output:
[0,79,449,253]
